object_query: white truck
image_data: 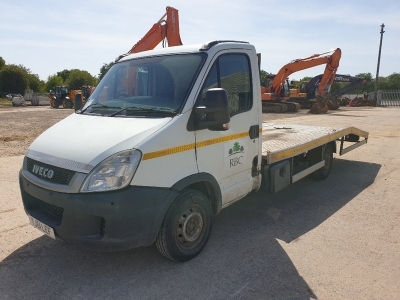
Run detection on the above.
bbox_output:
[19,41,368,262]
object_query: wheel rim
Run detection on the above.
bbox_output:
[177,206,204,249]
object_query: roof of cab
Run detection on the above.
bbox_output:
[117,40,252,62]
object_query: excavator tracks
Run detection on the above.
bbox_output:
[261,101,300,113]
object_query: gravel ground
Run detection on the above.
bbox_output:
[3,105,399,299]
[0,107,73,157]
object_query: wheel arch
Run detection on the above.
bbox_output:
[146,172,221,246]
[171,172,222,216]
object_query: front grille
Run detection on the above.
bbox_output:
[27,157,75,185]
[26,197,64,227]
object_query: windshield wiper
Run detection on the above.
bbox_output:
[109,106,177,117]
[78,103,122,114]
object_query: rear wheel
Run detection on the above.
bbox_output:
[51,99,60,108]
[74,94,82,112]
[155,189,213,262]
[62,99,72,109]
[310,144,333,180]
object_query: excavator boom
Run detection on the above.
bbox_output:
[269,48,341,98]
[305,74,368,98]
[128,6,182,54]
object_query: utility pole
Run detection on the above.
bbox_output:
[373,23,385,106]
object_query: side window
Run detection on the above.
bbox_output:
[197,63,218,106]
[197,54,252,117]
[219,54,252,116]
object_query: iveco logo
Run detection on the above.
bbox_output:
[32,164,54,179]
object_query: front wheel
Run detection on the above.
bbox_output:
[155,189,213,262]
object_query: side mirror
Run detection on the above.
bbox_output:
[194,88,230,131]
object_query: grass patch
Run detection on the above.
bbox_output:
[0,98,12,107]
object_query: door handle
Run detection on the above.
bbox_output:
[249,125,259,139]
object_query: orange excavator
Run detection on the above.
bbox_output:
[113,6,183,97]
[116,6,182,60]
[261,48,342,114]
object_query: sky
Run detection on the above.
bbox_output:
[1,0,399,82]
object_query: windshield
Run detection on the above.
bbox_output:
[82,53,206,117]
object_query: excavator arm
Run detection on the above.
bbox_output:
[265,48,342,99]
[331,75,369,97]
[128,6,182,54]
[305,74,368,98]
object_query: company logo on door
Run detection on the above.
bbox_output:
[224,139,247,170]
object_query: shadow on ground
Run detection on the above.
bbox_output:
[1,159,380,300]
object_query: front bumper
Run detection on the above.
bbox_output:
[19,171,179,251]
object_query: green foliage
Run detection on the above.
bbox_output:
[27,73,45,92]
[57,69,72,82]
[65,69,97,90]
[98,62,114,82]
[0,65,29,94]
[384,73,400,90]
[45,75,64,92]
[0,57,5,70]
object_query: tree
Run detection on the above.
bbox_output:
[66,69,97,90]
[0,57,5,70]
[45,75,64,92]
[386,73,400,90]
[57,69,72,82]
[354,73,374,93]
[27,73,45,92]
[260,69,273,87]
[98,62,114,82]
[0,65,29,94]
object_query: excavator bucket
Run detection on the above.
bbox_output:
[308,94,329,114]
[326,95,340,110]
[309,103,329,114]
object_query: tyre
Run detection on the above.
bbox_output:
[310,144,333,180]
[51,99,60,108]
[155,189,213,262]
[62,99,72,109]
[74,94,82,112]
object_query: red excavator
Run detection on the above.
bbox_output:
[261,48,342,114]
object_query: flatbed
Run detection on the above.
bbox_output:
[262,123,369,164]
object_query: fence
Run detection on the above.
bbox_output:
[367,90,400,107]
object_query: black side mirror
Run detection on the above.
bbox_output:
[194,88,230,131]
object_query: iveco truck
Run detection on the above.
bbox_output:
[19,41,368,262]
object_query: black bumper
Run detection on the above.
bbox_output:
[19,171,179,251]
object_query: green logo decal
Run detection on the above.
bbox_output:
[228,142,245,156]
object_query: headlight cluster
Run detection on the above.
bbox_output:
[81,150,142,192]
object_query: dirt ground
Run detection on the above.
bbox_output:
[0,107,73,157]
[1,105,400,299]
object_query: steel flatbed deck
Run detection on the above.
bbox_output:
[261,122,369,165]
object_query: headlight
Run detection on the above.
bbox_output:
[81,149,142,192]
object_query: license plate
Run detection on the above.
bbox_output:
[28,215,56,240]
